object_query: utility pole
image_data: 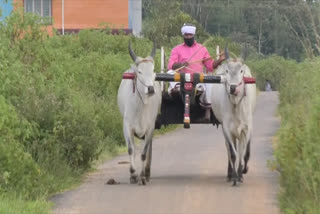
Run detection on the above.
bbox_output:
[62,0,64,35]
[129,0,142,37]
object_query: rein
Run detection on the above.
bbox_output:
[173,53,224,73]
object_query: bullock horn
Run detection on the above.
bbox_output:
[224,43,230,59]
[150,42,156,58]
[128,40,136,62]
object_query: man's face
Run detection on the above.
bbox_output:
[183,33,194,39]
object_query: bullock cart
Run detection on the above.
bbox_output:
[122,47,256,129]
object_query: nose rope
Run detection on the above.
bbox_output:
[132,59,155,103]
[134,76,155,104]
[225,77,246,105]
[135,81,145,103]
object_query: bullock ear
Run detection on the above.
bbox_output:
[130,64,138,73]
[129,40,137,62]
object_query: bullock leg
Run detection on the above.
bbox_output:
[223,128,238,185]
[123,124,138,184]
[237,163,243,183]
[237,134,245,183]
[243,140,251,174]
[145,141,152,182]
[223,129,232,181]
[226,142,233,182]
[233,140,240,186]
[139,131,153,185]
[238,131,251,182]
[237,140,244,183]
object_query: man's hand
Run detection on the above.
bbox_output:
[172,61,189,70]
[213,52,227,69]
[219,51,227,61]
[182,61,189,67]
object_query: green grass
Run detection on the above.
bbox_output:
[272,57,320,213]
[0,196,51,214]
[154,124,180,136]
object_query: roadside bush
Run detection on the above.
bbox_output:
[274,57,320,213]
[0,96,41,199]
[247,55,298,91]
[0,9,169,209]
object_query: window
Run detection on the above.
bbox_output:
[24,0,51,17]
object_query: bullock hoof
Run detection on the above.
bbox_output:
[232,180,237,186]
[231,176,238,186]
[138,177,147,185]
[243,166,249,174]
[130,175,138,184]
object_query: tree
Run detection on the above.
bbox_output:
[279,0,320,58]
[143,0,320,60]
[181,0,216,30]
[142,0,209,47]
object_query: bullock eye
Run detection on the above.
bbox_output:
[225,70,229,73]
[240,70,243,73]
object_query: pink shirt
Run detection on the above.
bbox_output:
[168,41,214,74]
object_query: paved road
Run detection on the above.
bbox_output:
[52,91,280,214]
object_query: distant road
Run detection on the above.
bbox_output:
[52,91,280,214]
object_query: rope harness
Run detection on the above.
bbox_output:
[225,77,246,108]
[131,59,155,103]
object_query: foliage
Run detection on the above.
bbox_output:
[0,10,157,211]
[274,57,320,213]
[176,0,320,60]
[0,96,41,198]
[142,0,210,47]
[247,55,298,91]
[0,196,50,214]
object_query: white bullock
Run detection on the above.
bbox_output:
[117,42,162,185]
[210,51,256,186]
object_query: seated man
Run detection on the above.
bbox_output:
[167,23,226,120]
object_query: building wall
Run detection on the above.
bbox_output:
[13,0,128,30]
[13,0,23,10]
[128,0,141,36]
[53,0,128,30]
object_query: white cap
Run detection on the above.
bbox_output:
[181,24,196,35]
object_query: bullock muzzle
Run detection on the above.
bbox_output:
[147,86,155,95]
[230,85,237,95]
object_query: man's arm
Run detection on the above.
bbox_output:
[202,47,214,72]
[212,52,226,69]
[168,46,189,70]
[172,62,189,70]
[168,48,179,70]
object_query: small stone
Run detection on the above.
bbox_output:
[105,178,119,185]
